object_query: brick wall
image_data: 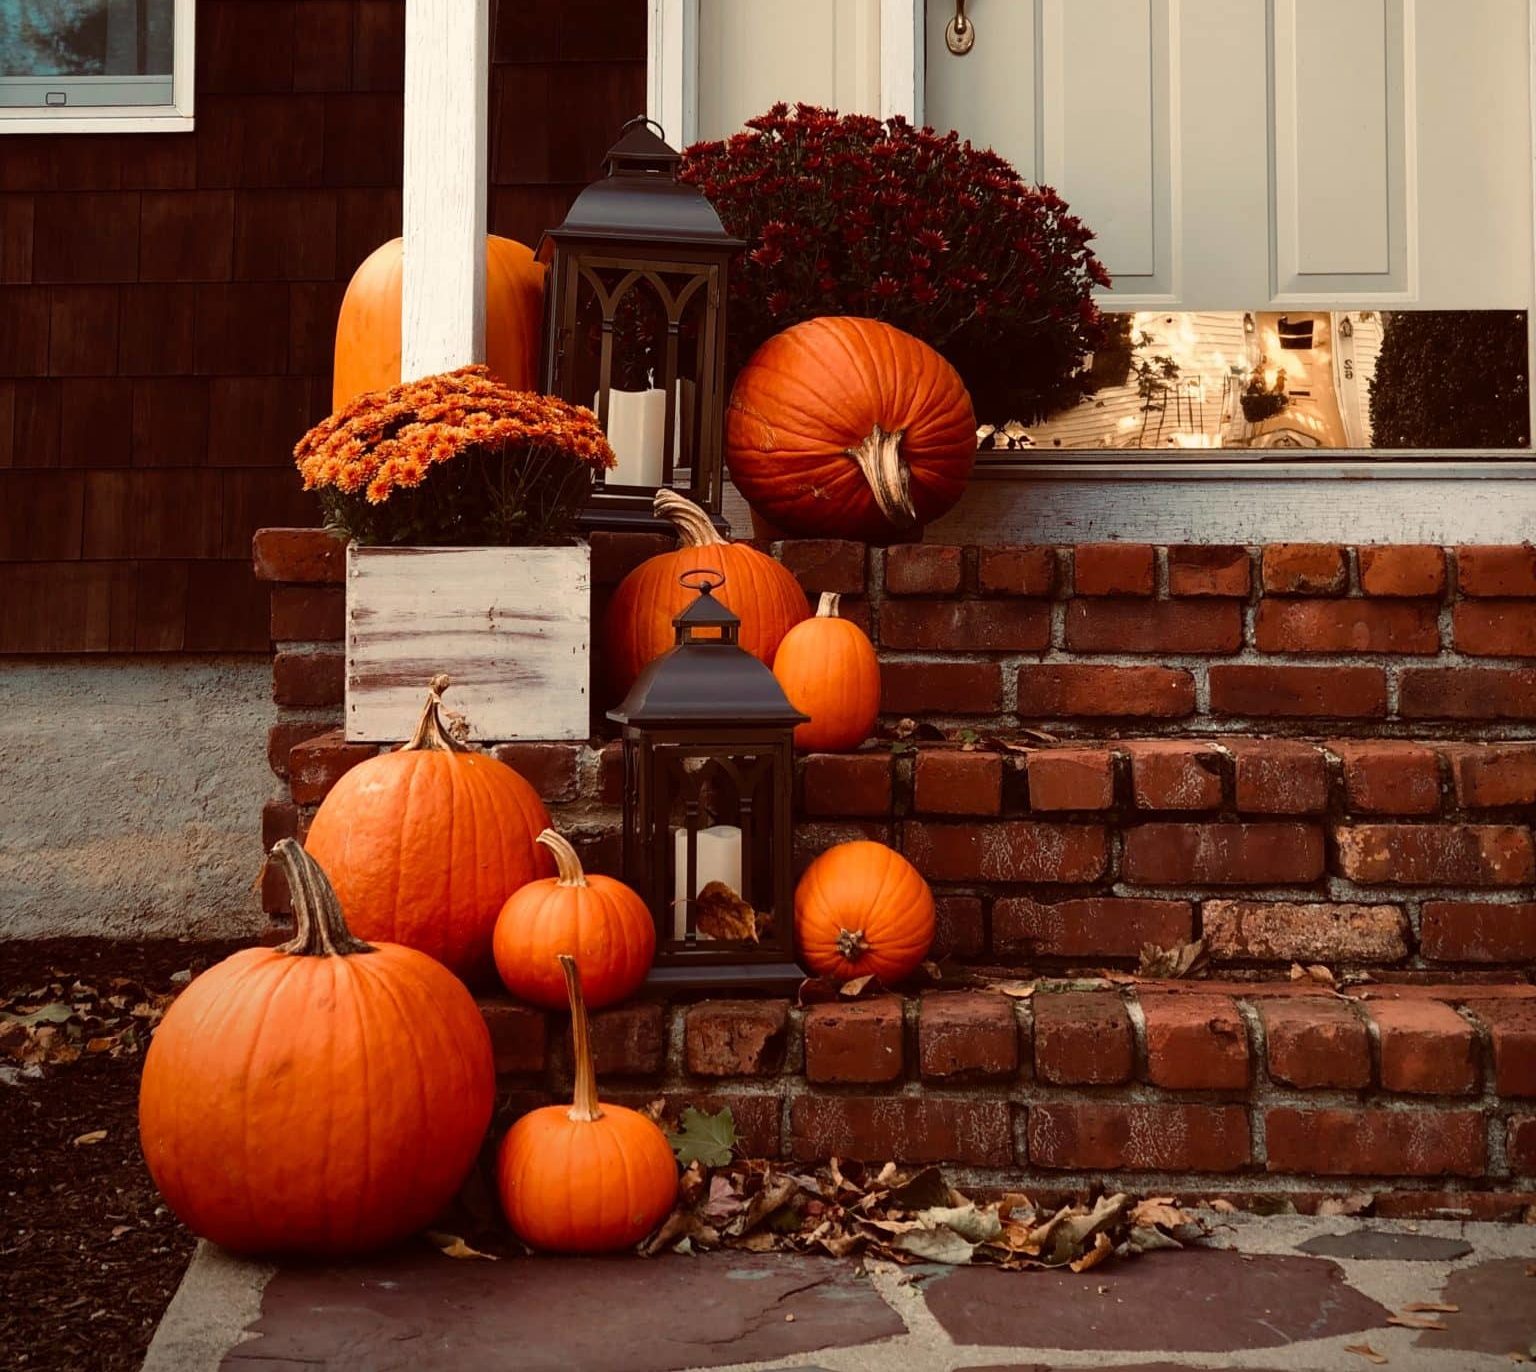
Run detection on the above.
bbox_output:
[0,0,645,653]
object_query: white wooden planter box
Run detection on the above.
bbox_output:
[345,544,591,743]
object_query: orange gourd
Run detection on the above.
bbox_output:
[305,675,554,982]
[773,591,880,751]
[497,954,678,1252]
[602,489,809,698]
[493,829,655,1010]
[139,840,494,1256]
[332,234,545,409]
[795,840,935,985]
[726,316,977,542]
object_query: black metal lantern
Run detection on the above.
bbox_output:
[540,117,744,532]
[608,571,806,989]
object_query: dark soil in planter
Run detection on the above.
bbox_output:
[1,939,244,1372]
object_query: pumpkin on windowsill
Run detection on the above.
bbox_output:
[772,591,880,752]
[498,954,678,1253]
[138,840,495,1257]
[726,316,977,543]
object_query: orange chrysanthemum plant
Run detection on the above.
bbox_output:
[294,365,615,546]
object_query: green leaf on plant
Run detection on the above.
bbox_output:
[667,1106,736,1168]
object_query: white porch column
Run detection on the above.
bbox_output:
[401,0,489,380]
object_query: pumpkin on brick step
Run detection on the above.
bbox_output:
[305,675,554,982]
[332,234,544,409]
[493,829,655,1010]
[773,592,880,752]
[602,489,809,697]
[726,316,977,543]
[139,840,494,1256]
[795,840,934,985]
[498,954,678,1253]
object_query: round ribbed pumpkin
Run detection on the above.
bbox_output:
[139,840,495,1256]
[332,234,545,409]
[498,955,678,1253]
[726,316,977,542]
[493,829,655,1010]
[305,675,554,982]
[773,592,880,752]
[602,489,809,698]
[795,840,934,985]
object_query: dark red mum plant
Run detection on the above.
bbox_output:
[681,102,1111,423]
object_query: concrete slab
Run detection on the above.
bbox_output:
[1296,1231,1474,1262]
[1415,1257,1536,1360]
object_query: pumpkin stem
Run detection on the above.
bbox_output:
[272,839,375,958]
[402,673,469,753]
[654,489,725,548]
[816,591,842,619]
[846,423,918,531]
[538,829,588,888]
[559,953,604,1122]
[835,927,869,963]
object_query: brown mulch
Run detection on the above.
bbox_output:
[1,939,244,1372]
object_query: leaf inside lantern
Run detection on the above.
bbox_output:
[694,881,762,942]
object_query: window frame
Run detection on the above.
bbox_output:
[0,0,195,135]
[647,0,1536,542]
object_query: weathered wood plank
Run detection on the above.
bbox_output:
[345,544,590,742]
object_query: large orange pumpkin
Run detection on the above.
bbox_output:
[795,840,935,985]
[305,675,554,982]
[139,840,495,1256]
[773,591,880,751]
[332,234,545,409]
[726,316,977,542]
[498,954,678,1253]
[493,829,655,1010]
[602,489,809,698]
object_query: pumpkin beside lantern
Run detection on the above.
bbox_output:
[725,316,977,542]
[139,840,495,1257]
[795,840,935,985]
[601,489,809,699]
[772,591,880,751]
[493,829,655,1010]
[305,675,554,982]
[498,954,678,1252]
[332,234,545,409]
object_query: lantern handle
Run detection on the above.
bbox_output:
[621,114,669,142]
[679,568,726,596]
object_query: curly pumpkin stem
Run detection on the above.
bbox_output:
[846,423,917,531]
[537,829,588,888]
[654,489,725,547]
[272,838,375,958]
[403,673,469,753]
[815,591,842,619]
[835,927,869,963]
[559,953,604,1123]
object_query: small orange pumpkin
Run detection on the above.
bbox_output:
[305,675,554,982]
[139,841,495,1256]
[795,840,935,985]
[493,829,656,1010]
[602,489,809,699]
[773,591,880,751]
[497,954,678,1253]
[332,234,545,409]
[726,316,977,542]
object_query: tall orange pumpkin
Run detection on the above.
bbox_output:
[773,591,880,751]
[726,316,977,542]
[795,840,935,985]
[602,489,809,698]
[305,675,554,981]
[332,234,545,409]
[139,840,495,1256]
[498,954,678,1253]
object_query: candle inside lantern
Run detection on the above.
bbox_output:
[598,387,665,487]
[672,823,743,939]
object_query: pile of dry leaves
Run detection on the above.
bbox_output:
[0,971,178,1083]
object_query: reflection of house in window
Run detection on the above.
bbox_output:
[0,0,174,107]
[1277,317,1315,350]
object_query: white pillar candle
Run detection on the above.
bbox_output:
[599,387,666,488]
[672,824,744,939]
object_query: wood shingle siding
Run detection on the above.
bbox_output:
[0,0,646,654]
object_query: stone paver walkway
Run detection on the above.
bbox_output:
[142,1213,1536,1372]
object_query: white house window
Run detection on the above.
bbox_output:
[0,0,194,133]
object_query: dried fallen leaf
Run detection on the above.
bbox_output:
[1402,1302,1458,1314]
[1208,1198,1240,1214]
[994,980,1036,1000]
[1318,1191,1375,1217]
[72,1130,107,1147]
[694,882,761,942]
[1137,939,1208,980]
[1289,962,1337,987]
[1069,1230,1114,1273]
[1389,1314,1448,1331]
[423,1231,497,1261]
[1129,1197,1187,1230]
[839,974,877,998]
[1345,1344,1389,1365]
